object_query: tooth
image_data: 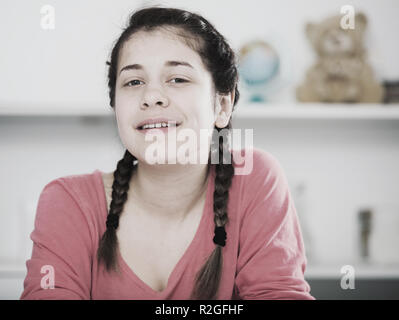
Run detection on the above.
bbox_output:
[140,121,180,130]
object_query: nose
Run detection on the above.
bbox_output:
[141,87,169,109]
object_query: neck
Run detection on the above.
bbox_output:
[127,162,211,222]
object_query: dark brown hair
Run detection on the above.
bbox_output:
[97,6,240,300]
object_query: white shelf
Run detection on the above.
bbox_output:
[233,103,399,120]
[1,102,399,119]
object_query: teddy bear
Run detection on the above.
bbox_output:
[296,12,385,103]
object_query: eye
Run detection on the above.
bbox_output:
[170,78,188,84]
[124,78,188,87]
[124,79,143,87]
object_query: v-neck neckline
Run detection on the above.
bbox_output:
[95,166,214,296]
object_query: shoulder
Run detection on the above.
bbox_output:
[230,147,289,215]
[37,170,105,227]
[231,147,284,183]
[41,170,100,202]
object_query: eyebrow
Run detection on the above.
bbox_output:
[119,60,194,75]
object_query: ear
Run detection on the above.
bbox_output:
[214,91,235,129]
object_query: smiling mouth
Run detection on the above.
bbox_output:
[137,122,182,131]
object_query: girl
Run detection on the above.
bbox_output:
[20,6,314,300]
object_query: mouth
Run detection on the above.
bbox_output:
[136,121,182,133]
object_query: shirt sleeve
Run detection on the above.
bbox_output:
[20,180,93,300]
[234,150,315,300]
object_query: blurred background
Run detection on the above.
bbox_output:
[0,0,398,299]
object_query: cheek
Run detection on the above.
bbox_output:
[114,104,137,146]
[114,106,143,160]
[115,112,131,148]
[182,90,215,125]
[115,101,131,129]
[184,105,213,132]
[115,90,137,126]
[115,87,132,108]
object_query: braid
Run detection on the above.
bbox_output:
[97,149,137,273]
[190,127,235,300]
[213,128,234,228]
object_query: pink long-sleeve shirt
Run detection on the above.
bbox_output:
[20,147,315,300]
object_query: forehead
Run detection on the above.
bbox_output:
[118,28,206,72]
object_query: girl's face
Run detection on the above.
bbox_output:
[114,28,221,165]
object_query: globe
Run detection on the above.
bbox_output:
[238,40,280,102]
